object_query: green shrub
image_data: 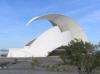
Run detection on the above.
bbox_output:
[46,64,50,70]
[1,54,6,57]
[30,58,38,68]
[13,58,18,63]
[55,66,59,72]
[59,39,100,74]
[34,59,38,66]
[51,65,59,72]
[61,66,69,72]
[41,65,45,68]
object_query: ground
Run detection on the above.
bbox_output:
[0,56,99,74]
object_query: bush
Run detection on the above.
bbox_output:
[1,54,7,57]
[61,66,69,72]
[45,64,50,70]
[30,58,38,68]
[59,39,100,74]
[51,65,59,72]
[13,58,18,64]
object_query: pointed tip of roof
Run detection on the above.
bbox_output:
[26,16,40,26]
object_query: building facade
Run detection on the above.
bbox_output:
[7,14,88,57]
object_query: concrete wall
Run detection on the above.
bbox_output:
[7,26,72,57]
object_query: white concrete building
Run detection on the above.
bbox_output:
[7,14,88,57]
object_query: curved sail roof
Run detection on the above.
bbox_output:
[27,14,88,42]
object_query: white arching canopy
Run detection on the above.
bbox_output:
[27,14,88,42]
[7,14,88,57]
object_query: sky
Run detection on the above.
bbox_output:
[0,0,100,48]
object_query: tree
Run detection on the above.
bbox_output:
[59,39,100,74]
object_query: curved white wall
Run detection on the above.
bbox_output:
[27,26,72,57]
[7,26,72,57]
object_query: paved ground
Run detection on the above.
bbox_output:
[0,57,99,74]
[0,70,78,74]
[0,56,65,70]
[0,70,100,74]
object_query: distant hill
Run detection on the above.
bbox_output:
[0,49,9,52]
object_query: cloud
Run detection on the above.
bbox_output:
[78,9,100,23]
[77,9,100,44]
[67,2,100,15]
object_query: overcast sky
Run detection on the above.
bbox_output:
[0,0,100,48]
